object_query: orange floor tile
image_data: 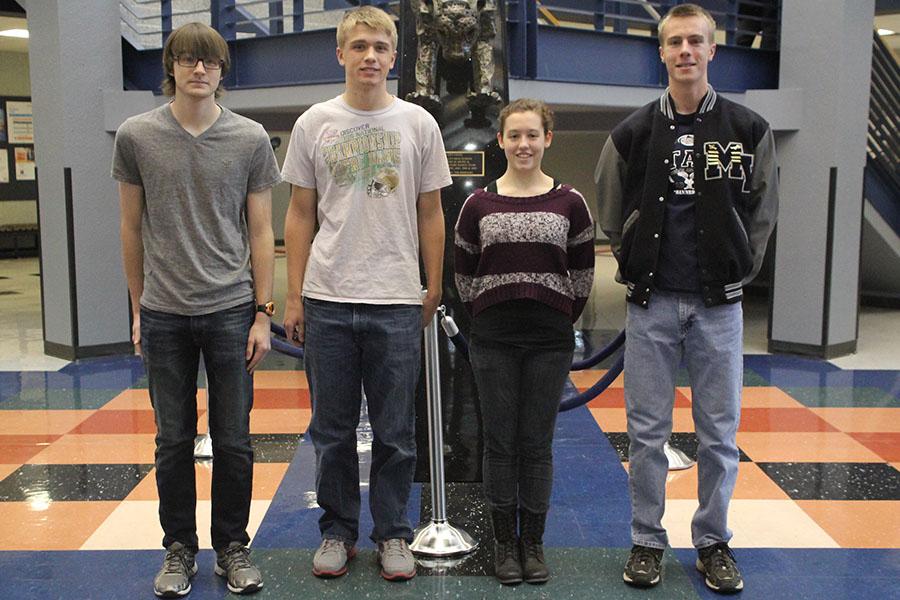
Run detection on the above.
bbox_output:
[846,432,900,462]
[125,463,290,501]
[809,407,900,433]
[0,434,60,463]
[735,432,885,463]
[0,464,19,481]
[662,462,791,500]
[253,388,311,409]
[28,433,157,464]
[249,408,311,434]
[0,501,120,550]
[570,369,624,388]
[589,407,696,433]
[70,409,159,434]
[100,389,208,411]
[795,500,900,548]
[737,407,839,432]
[738,387,807,408]
[253,371,307,389]
[3,410,95,435]
[586,388,690,408]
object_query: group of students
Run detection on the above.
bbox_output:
[113,4,777,598]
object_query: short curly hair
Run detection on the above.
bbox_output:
[499,98,555,136]
[161,22,230,98]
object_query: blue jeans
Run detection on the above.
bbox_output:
[624,292,742,550]
[140,302,255,552]
[303,298,421,544]
[469,339,573,514]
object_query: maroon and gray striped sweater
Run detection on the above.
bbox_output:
[454,184,595,322]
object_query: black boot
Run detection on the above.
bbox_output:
[519,509,549,584]
[491,509,523,585]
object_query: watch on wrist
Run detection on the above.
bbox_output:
[256,301,275,317]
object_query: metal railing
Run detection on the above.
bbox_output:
[868,31,900,192]
[534,0,780,49]
[120,0,396,49]
[121,0,780,49]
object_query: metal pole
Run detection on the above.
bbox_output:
[194,355,213,460]
[410,307,477,557]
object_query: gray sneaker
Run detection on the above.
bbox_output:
[312,538,357,578]
[214,542,263,594]
[154,542,198,598]
[377,538,416,581]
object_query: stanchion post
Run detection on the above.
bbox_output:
[194,355,213,460]
[410,307,478,558]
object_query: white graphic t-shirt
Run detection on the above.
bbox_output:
[281,96,451,304]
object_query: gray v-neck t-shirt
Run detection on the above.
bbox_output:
[112,104,281,315]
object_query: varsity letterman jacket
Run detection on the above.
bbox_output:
[595,86,779,308]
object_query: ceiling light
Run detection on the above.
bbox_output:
[877,28,896,36]
[0,29,29,39]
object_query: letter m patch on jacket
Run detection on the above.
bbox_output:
[703,141,754,192]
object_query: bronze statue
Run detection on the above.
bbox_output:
[407,0,503,118]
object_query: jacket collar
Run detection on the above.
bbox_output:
[658,85,717,119]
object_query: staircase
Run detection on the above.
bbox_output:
[861,31,900,305]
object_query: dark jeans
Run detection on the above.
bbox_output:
[140,302,255,552]
[469,339,574,514]
[303,298,421,543]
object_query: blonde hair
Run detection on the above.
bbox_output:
[657,3,716,45]
[161,22,230,98]
[499,99,555,136]
[337,6,398,50]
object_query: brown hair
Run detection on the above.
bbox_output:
[657,3,716,45]
[499,98,555,136]
[337,6,398,50]
[161,22,230,98]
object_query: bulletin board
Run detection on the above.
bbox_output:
[0,95,37,201]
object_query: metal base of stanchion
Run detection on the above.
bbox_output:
[194,433,213,460]
[665,441,695,470]
[410,520,478,558]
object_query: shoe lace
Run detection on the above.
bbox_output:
[497,540,518,561]
[163,549,192,574]
[319,538,346,558]
[631,546,660,570]
[707,544,736,575]
[523,541,544,561]
[223,545,252,570]
[381,538,409,560]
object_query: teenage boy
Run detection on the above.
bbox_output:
[113,22,281,597]
[281,6,451,582]
[595,4,778,594]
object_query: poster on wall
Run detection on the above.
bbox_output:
[6,101,33,144]
[0,149,8,183]
[0,105,6,143]
[14,147,35,180]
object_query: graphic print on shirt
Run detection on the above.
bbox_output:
[670,133,695,196]
[321,123,401,197]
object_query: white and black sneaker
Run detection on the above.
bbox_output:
[696,542,744,594]
[623,544,663,587]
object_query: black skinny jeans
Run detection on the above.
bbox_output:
[469,339,573,514]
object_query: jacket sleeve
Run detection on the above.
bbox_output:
[595,135,628,263]
[453,194,481,314]
[742,126,779,284]
[567,190,596,322]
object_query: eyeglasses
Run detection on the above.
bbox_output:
[175,55,224,70]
